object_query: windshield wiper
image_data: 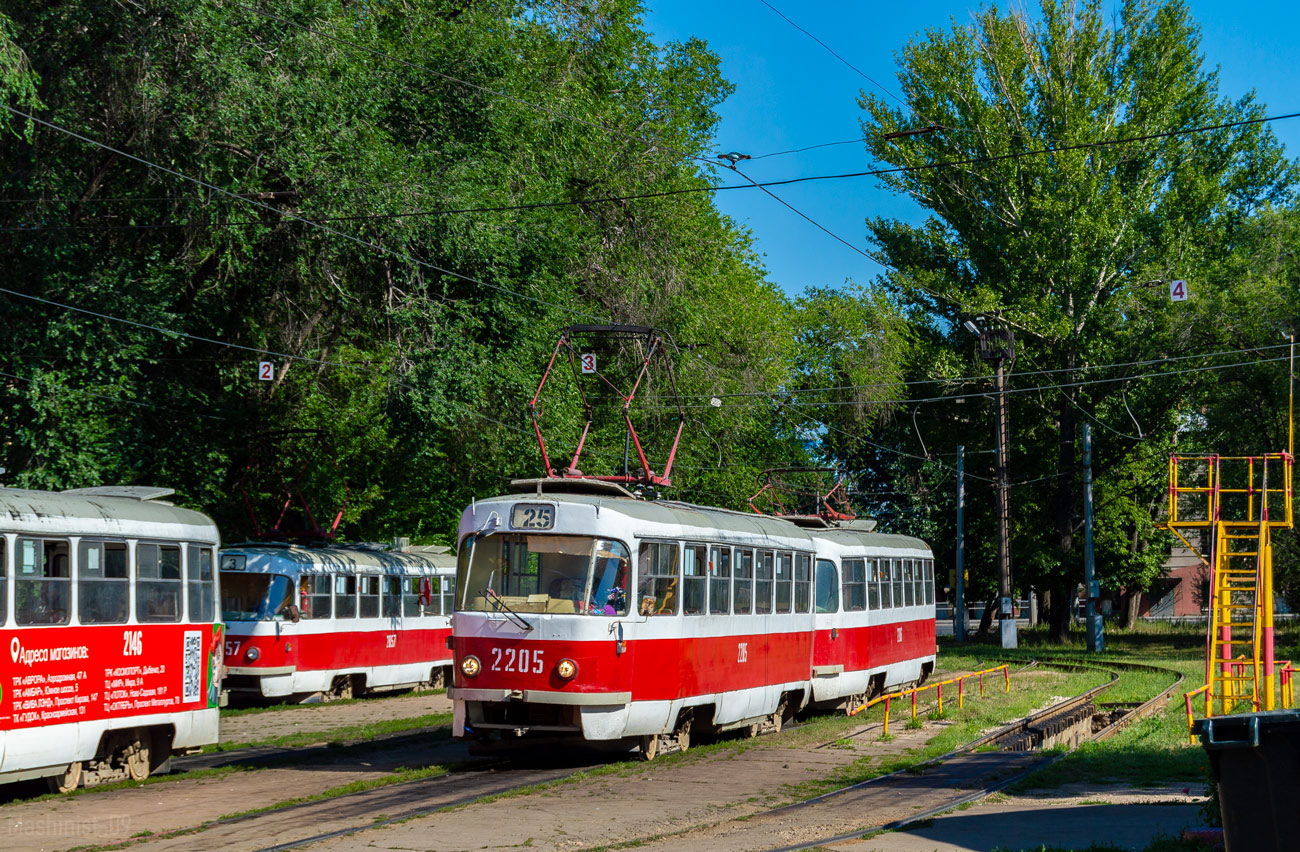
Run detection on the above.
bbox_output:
[481,588,534,632]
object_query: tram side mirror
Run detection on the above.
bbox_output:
[287,604,302,624]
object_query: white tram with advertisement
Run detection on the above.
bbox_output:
[221,542,457,701]
[0,486,222,791]
[449,481,936,757]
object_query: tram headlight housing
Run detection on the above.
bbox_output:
[460,655,482,678]
[245,646,261,662]
[555,658,578,681]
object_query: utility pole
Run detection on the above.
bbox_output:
[968,315,1016,649]
[1082,424,1102,652]
[954,445,967,642]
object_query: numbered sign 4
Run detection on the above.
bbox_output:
[579,353,597,374]
[1169,279,1188,302]
[258,361,275,381]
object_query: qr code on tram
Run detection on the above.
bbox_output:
[182,630,202,704]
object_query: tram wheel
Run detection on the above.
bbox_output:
[676,718,692,753]
[639,734,659,761]
[47,761,83,793]
[327,676,354,701]
[125,742,151,781]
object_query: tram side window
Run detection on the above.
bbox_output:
[359,575,381,618]
[136,543,182,623]
[382,575,402,618]
[755,551,774,615]
[865,560,880,610]
[794,553,811,613]
[879,559,893,608]
[891,559,904,609]
[682,544,706,615]
[637,541,679,616]
[903,560,915,607]
[300,574,332,619]
[404,576,435,617]
[912,559,924,606]
[187,546,216,622]
[79,541,128,624]
[442,576,455,615]
[843,558,866,612]
[16,538,70,625]
[815,559,838,614]
[335,574,357,618]
[773,552,792,614]
[733,549,753,614]
[709,546,731,614]
[925,560,935,605]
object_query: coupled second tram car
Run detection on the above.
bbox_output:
[449,481,936,756]
[220,542,458,701]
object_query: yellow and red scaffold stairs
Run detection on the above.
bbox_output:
[1166,451,1294,715]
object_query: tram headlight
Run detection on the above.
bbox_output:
[460,655,482,678]
[555,658,578,681]
[245,646,261,662]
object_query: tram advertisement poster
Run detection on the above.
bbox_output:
[0,623,222,730]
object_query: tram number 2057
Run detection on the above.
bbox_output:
[490,647,544,674]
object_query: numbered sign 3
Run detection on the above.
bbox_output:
[1169,279,1188,302]
[258,361,275,381]
[579,353,597,374]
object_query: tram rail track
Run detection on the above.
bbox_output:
[759,656,1186,852]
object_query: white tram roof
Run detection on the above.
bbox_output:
[805,526,933,558]
[220,543,456,575]
[463,490,817,550]
[0,486,218,544]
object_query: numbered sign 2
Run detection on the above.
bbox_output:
[1169,279,1189,302]
[579,353,597,374]
[258,361,274,382]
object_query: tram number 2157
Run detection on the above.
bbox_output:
[490,647,544,674]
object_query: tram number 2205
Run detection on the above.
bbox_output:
[490,647,544,674]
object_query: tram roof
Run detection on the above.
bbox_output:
[0,486,218,542]
[804,526,932,553]
[473,491,817,544]
[221,542,456,574]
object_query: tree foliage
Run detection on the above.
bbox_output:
[854,0,1296,637]
[0,0,865,542]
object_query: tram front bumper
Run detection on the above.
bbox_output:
[449,687,632,739]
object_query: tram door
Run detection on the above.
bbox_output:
[811,559,848,702]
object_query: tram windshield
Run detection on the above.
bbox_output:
[221,572,295,621]
[458,533,629,615]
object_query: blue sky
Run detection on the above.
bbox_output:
[643,1,1300,297]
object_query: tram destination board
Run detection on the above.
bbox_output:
[0,624,223,729]
[511,503,555,530]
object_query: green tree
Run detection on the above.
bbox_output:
[858,0,1296,638]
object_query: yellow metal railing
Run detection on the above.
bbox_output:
[1185,660,1295,743]
[849,664,1010,736]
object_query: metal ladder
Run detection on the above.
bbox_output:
[1166,453,1291,715]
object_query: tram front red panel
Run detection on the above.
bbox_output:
[225,626,452,672]
[454,629,814,700]
[0,623,223,731]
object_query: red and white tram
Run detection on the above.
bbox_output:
[0,486,222,791]
[449,482,935,757]
[220,543,457,701]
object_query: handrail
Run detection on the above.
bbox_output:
[1185,658,1294,743]
[849,664,1010,736]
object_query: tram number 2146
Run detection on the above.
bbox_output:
[123,630,144,656]
[490,647,544,674]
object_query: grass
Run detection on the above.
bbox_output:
[219,687,446,718]
[204,711,453,752]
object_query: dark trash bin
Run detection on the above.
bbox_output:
[1194,710,1300,852]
